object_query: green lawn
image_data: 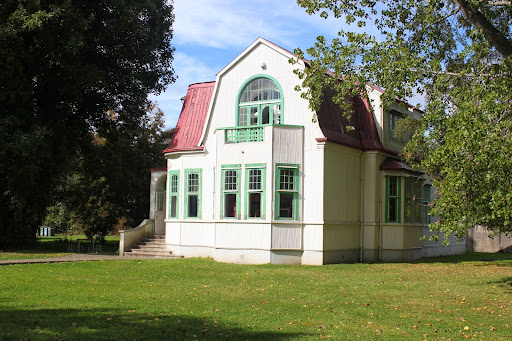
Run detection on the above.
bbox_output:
[0,254,511,340]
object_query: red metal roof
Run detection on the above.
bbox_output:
[316,87,384,151]
[163,82,215,154]
[379,157,423,175]
[148,166,167,172]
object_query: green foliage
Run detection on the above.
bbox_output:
[294,0,512,237]
[43,204,71,236]
[0,0,175,248]
[64,104,172,239]
[0,257,511,339]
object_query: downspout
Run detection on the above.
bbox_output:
[360,152,365,262]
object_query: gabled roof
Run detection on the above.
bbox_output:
[197,37,307,146]
[163,82,215,154]
[316,87,384,151]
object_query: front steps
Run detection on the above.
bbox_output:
[123,235,182,259]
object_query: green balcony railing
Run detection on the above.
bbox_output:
[225,126,263,143]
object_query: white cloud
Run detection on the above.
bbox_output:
[173,0,342,50]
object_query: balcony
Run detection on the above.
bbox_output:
[224,126,264,143]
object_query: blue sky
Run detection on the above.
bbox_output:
[151,0,348,129]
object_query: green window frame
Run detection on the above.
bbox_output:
[388,110,403,143]
[404,177,423,224]
[385,175,401,223]
[423,184,431,224]
[168,170,179,219]
[245,164,266,219]
[184,169,202,219]
[221,165,241,219]
[275,164,299,220]
[237,75,284,127]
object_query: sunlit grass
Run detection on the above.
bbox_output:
[1,254,511,340]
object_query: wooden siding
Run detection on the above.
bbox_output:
[271,224,302,249]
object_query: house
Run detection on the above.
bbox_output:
[135,38,467,265]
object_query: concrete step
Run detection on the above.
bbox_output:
[123,253,183,259]
[123,235,181,259]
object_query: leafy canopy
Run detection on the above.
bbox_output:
[294,0,512,239]
[0,0,175,248]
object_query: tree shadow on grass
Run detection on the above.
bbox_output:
[488,276,512,293]
[0,307,304,340]
[409,252,512,265]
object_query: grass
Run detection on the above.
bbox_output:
[0,235,119,260]
[0,254,511,340]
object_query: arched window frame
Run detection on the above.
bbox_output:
[236,75,284,127]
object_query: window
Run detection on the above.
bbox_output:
[388,110,403,143]
[385,176,401,223]
[423,184,431,224]
[185,169,201,219]
[238,77,283,126]
[221,166,240,219]
[246,165,265,219]
[156,178,166,212]
[404,177,423,224]
[275,164,299,220]
[168,171,179,219]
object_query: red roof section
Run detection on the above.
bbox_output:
[317,87,384,151]
[379,157,423,175]
[163,82,215,154]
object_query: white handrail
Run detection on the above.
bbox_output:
[119,219,154,256]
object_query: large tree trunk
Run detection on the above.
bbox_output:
[453,0,512,58]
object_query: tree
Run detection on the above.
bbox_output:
[293,0,512,239]
[64,104,172,240]
[0,0,175,248]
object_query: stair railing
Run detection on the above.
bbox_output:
[119,219,154,256]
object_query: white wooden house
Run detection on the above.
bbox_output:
[143,38,466,265]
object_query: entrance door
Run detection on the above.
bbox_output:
[155,178,166,235]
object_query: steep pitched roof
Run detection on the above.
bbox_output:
[163,82,215,154]
[316,87,384,151]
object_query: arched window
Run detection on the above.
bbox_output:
[237,77,283,126]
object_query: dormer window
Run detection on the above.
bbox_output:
[388,110,403,143]
[237,77,283,126]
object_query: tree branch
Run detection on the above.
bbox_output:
[480,1,511,6]
[454,0,512,58]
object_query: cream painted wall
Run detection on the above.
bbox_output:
[323,143,362,222]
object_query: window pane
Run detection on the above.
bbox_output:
[280,169,295,190]
[224,170,237,191]
[273,87,280,100]
[273,105,281,124]
[389,197,397,222]
[170,196,177,218]
[262,106,270,124]
[157,192,164,212]
[238,107,248,126]
[249,169,262,190]
[188,195,198,217]
[389,176,397,196]
[240,90,249,103]
[240,78,280,103]
[224,193,237,217]
[171,174,178,193]
[405,200,412,222]
[250,107,258,125]
[188,173,199,192]
[249,192,261,217]
[279,193,294,218]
